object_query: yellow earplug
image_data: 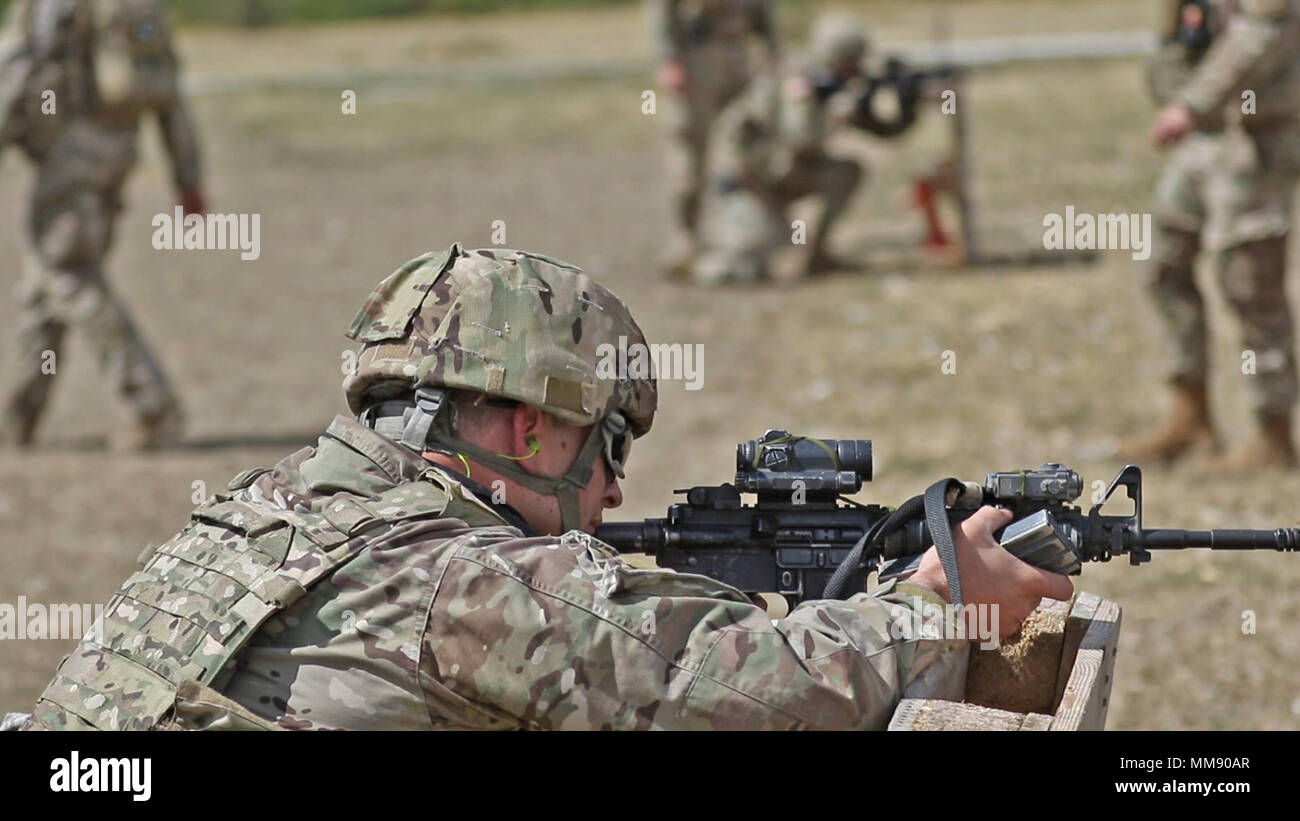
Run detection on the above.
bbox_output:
[498,437,540,461]
[457,438,540,480]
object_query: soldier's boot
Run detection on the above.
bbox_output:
[1116,379,1219,462]
[805,249,858,275]
[0,316,65,449]
[661,191,702,280]
[112,396,186,452]
[0,397,41,449]
[660,234,697,281]
[1200,415,1297,472]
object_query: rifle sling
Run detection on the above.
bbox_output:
[924,479,965,608]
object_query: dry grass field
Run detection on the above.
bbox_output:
[1,0,1297,729]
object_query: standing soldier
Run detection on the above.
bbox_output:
[1121,0,1300,469]
[654,0,779,278]
[0,0,204,450]
[692,15,922,284]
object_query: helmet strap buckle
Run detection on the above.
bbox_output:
[401,387,446,451]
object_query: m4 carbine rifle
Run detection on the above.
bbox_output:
[595,430,1300,610]
[851,56,960,137]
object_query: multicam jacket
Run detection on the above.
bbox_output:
[1149,0,1300,129]
[30,416,968,730]
[709,67,830,190]
[652,0,778,62]
[0,0,200,190]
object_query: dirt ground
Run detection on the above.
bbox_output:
[1,0,1297,730]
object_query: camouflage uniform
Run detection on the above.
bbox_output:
[24,244,970,731]
[693,14,917,286]
[693,65,862,284]
[0,0,200,445]
[1147,0,1300,421]
[654,0,779,272]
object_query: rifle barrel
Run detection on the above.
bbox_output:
[1140,528,1300,551]
[595,522,655,553]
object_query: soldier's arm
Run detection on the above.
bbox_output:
[157,92,202,191]
[142,2,201,192]
[418,532,970,730]
[1148,41,1196,106]
[781,75,827,157]
[0,46,31,148]
[1176,0,1297,120]
[713,74,806,185]
[753,0,780,64]
[0,0,47,146]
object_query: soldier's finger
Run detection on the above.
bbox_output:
[1022,564,1075,602]
[963,505,1013,540]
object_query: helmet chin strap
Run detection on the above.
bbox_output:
[377,387,605,533]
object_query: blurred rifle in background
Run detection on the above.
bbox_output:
[854,55,979,265]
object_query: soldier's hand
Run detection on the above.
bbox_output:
[1151,104,1197,148]
[909,506,1075,637]
[179,186,207,217]
[659,60,687,94]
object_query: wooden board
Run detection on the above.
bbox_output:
[1049,595,1122,731]
[1055,592,1100,707]
[889,699,1052,731]
[890,592,1122,731]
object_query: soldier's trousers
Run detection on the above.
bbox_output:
[664,41,754,254]
[774,156,864,264]
[1149,125,1300,420]
[5,186,175,427]
[695,155,863,283]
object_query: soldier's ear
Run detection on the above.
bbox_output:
[510,404,549,460]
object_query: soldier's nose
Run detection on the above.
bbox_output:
[605,477,623,509]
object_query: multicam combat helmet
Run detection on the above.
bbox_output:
[808,14,870,69]
[342,243,658,531]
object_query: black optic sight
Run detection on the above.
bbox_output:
[735,430,873,499]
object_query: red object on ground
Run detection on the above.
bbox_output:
[914,177,950,250]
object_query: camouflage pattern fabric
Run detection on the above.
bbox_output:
[653,0,778,262]
[1,0,200,433]
[694,67,864,283]
[1147,0,1300,418]
[344,244,657,436]
[27,414,970,730]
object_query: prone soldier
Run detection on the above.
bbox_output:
[653,0,780,278]
[20,244,1069,730]
[0,0,204,449]
[1121,0,1300,469]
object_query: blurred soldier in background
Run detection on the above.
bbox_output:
[1121,0,1300,469]
[0,0,204,450]
[692,15,923,285]
[653,0,779,278]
